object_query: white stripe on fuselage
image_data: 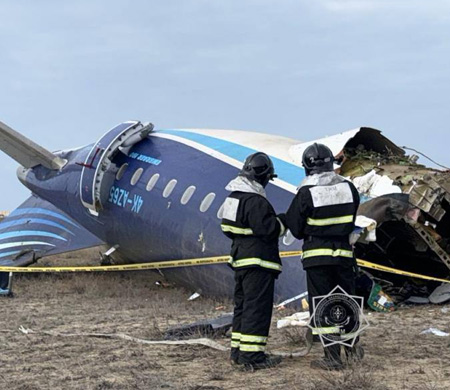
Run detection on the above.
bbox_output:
[151,132,298,194]
[169,129,302,165]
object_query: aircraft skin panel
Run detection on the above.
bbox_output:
[0,196,104,267]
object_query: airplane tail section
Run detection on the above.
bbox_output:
[0,121,66,170]
[0,195,104,267]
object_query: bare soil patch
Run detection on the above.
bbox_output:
[1,250,450,389]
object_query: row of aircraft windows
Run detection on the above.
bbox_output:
[115,163,296,245]
[116,163,218,214]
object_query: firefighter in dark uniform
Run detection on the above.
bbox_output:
[284,143,363,370]
[221,152,284,370]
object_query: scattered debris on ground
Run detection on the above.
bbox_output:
[2,254,450,390]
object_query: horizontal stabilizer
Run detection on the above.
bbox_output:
[0,196,104,267]
[0,121,66,169]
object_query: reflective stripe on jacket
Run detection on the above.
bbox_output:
[221,190,283,274]
[284,172,360,269]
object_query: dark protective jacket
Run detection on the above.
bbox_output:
[284,171,360,269]
[221,177,284,275]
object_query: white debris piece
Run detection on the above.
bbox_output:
[188,292,201,301]
[277,312,310,329]
[275,291,308,309]
[352,170,402,198]
[420,328,450,337]
[350,216,378,244]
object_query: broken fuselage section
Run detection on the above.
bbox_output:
[338,129,450,302]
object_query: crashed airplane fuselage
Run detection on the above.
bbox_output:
[0,121,449,304]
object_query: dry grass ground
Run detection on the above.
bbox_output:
[1,249,450,389]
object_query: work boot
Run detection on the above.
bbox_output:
[0,288,12,297]
[344,345,365,363]
[230,348,241,366]
[310,346,343,371]
[240,354,282,371]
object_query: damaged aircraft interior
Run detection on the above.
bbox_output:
[335,128,450,307]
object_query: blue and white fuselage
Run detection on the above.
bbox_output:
[3,124,312,301]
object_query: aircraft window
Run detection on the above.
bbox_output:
[181,186,196,205]
[163,179,177,198]
[283,230,296,246]
[146,173,160,191]
[130,168,144,186]
[217,202,225,219]
[116,163,128,180]
[200,192,216,213]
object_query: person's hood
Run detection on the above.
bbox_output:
[298,171,346,189]
[225,176,266,197]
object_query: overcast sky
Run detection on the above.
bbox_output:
[1,0,449,210]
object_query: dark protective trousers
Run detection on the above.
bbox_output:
[0,272,9,290]
[306,264,358,360]
[230,268,275,364]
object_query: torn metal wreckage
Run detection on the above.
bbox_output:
[337,130,450,308]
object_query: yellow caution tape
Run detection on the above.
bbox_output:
[0,249,449,284]
[0,256,231,273]
[0,251,303,273]
[356,259,450,284]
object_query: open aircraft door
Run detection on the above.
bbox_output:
[79,121,154,214]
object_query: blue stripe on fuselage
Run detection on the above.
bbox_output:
[0,231,67,242]
[0,250,21,259]
[9,208,80,228]
[162,130,305,187]
[0,218,74,235]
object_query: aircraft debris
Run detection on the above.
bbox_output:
[155,280,171,288]
[340,137,450,298]
[351,216,377,245]
[164,313,233,340]
[188,292,201,301]
[420,328,450,337]
[353,170,401,198]
[277,312,309,329]
[275,291,308,309]
[429,283,450,304]
[367,283,395,312]
[404,296,430,305]
[99,245,119,265]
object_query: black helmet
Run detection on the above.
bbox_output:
[239,152,277,187]
[302,143,335,176]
